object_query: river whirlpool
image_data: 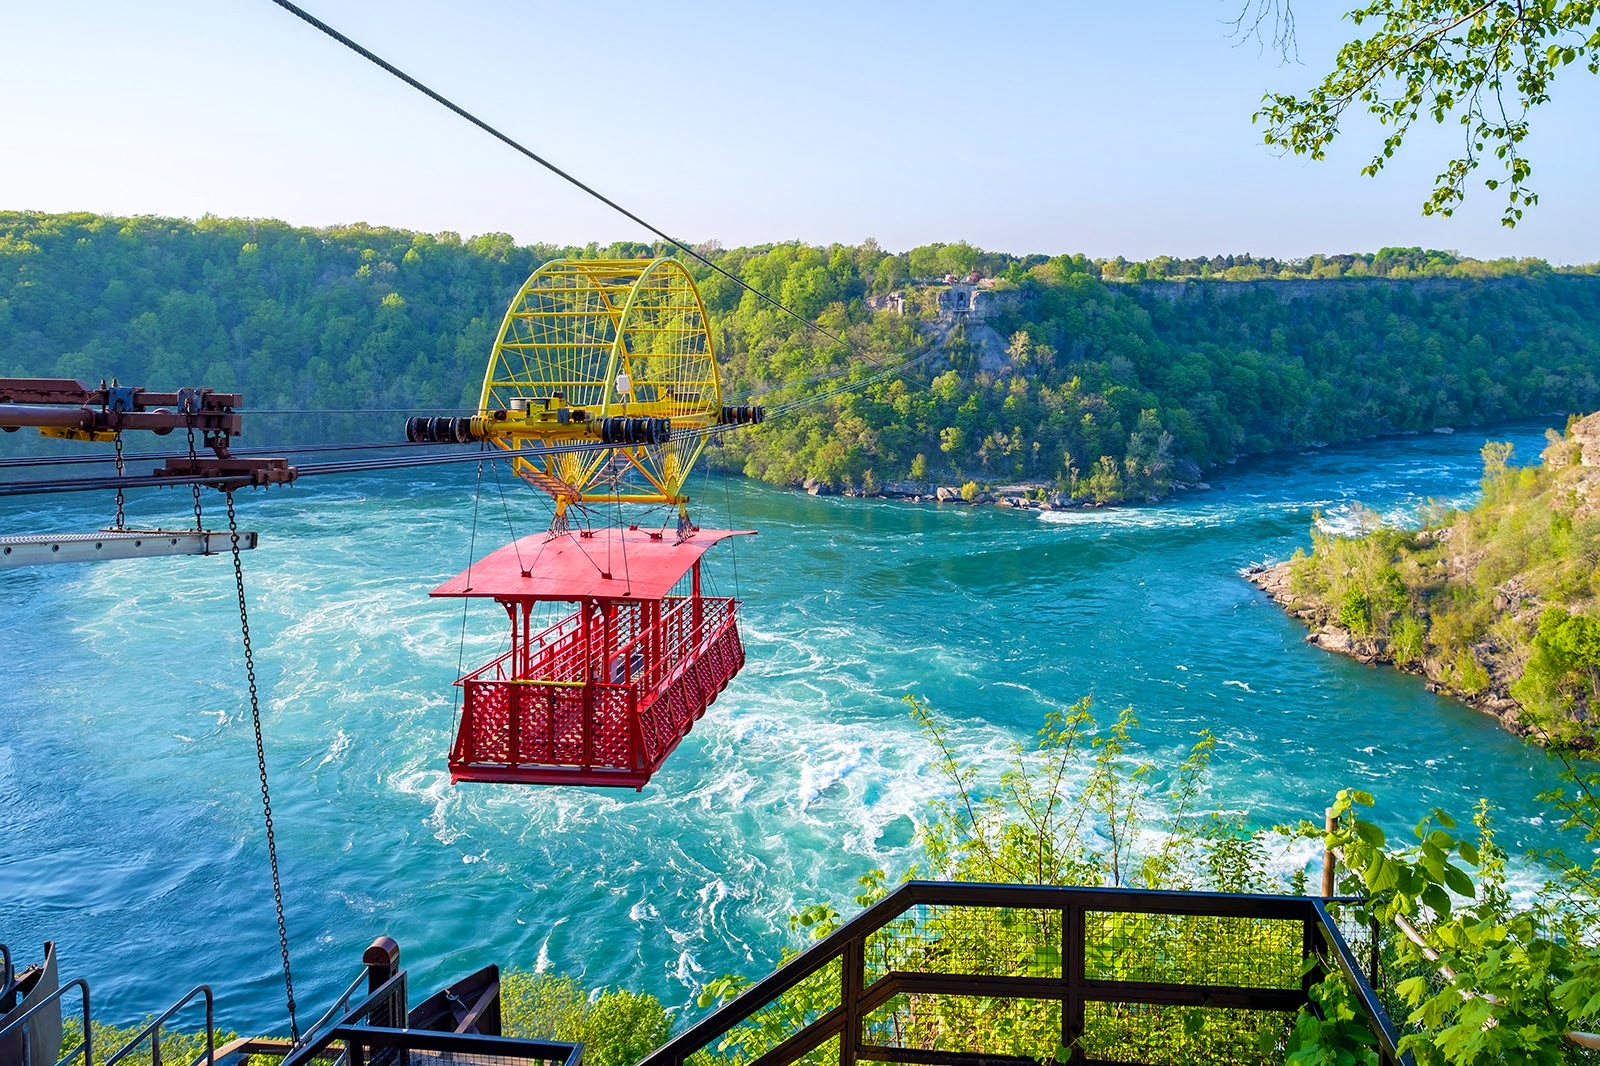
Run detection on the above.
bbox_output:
[0,422,1578,1034]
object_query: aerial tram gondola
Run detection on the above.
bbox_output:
[412,257,762,789]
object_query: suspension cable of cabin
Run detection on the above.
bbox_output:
[265,0,912,390]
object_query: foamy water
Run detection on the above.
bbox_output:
[0,422,1577,1034]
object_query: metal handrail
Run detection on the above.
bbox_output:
[290,967,371,1055]
[0,976,91,1066]
[644,881,1407,1066]
[102,985,214,1066]
[1312,900,1411,1064]
[281,971,408,1066]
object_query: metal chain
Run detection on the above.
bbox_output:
[112,433,126,530]
[187,426,204,531]
[227,491,299,1043]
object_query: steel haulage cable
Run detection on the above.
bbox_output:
[263,0,922,400]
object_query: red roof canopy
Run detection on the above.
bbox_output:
[431,527,753,602]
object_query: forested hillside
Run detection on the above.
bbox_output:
[4,211,1600,502]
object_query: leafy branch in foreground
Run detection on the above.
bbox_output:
[1255,1,1600,225]
[1292,786,1600,1064]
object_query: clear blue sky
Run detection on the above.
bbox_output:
[3,1,1597,263]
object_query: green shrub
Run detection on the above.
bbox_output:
[59,1019,235,1066]
[1337,588,1372,637]
[1390,613,1427,665]
[1449,648,1490,697]
[500,972,671,1066]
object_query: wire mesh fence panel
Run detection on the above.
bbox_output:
[863,905,1063,985]
[862,993,1062,1060]
[791,1033,840,1066]
[682,958,842,1066]
[1082,912,1303,988]
[1079,1002,1293,1066]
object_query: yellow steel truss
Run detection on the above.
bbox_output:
[477,257,723,515]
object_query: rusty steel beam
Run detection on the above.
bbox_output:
[0,377,295,490]
[0,378,246,438]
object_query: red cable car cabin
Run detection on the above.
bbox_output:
[432,527,751,789]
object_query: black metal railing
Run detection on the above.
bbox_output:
[101,985,215,1066]
[0,976,91,1066]
[281,970,408,1066]
[643,882,1407,1066]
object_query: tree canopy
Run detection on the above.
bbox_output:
[4,212,1600,506]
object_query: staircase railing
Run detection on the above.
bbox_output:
[0,976,90,1066]
[101,985,214,1066]
[642,881,1406,1066]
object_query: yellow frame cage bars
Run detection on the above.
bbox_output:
[479,257,723,513]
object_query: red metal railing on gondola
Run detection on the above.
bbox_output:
[451,595,742,787]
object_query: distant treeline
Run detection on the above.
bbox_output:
[4,211,1600,501]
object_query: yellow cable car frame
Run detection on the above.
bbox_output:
[478,257,723,518]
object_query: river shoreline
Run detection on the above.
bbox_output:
[799,476,1212,510]
[1241,559,1539,741]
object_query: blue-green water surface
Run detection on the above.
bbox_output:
[0,423,1577,1034]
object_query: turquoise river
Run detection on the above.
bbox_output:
[0,421,1582,1036]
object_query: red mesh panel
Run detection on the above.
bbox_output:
[458,680,512,764]
[452,598,744,786]
[590,686,635,770]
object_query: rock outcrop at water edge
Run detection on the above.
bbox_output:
[1242,560,1536,739]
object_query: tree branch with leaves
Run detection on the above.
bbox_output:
[1252,1,1600,226]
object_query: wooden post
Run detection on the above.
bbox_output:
[1320,806,1337,897]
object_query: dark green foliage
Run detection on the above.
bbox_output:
[1516,608,1600,715]
[0,211,563,445]
[6,212,1600,500]
[1285,967,1381,1066]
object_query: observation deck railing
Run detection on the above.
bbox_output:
[642,881,1407,1066]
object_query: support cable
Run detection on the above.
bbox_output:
[264,0,909,389]
[227,491,299,1044]
[452,459,486,739]
[488,455,528,575]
